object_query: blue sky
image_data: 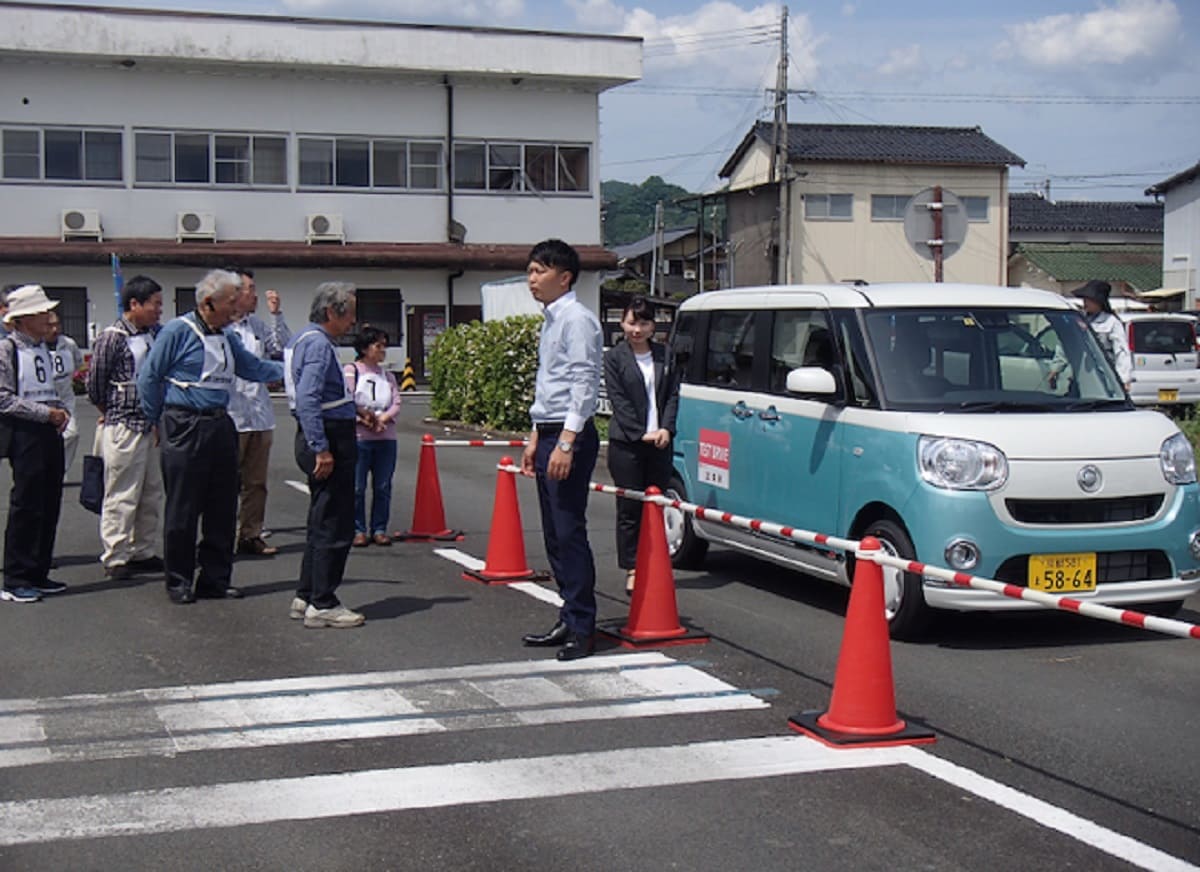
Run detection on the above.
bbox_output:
[20,0,1200,201]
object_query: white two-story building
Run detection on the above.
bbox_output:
[0,3,640,375]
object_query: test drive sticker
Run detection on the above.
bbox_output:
[698,428,731,490]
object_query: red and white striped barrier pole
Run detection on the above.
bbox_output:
[579,476,1200,642]
[432,439,529,448]
[868,552,1200,641]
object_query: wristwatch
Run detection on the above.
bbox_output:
[556,439,574,454]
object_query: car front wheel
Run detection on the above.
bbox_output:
[664,477,708,569]
[860,518,932,641]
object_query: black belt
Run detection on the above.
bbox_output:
[535,418,593,435]
[165,404,227,418]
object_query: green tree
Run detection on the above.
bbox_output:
[601,176,722,247]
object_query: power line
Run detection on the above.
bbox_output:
[613,85,1200,105]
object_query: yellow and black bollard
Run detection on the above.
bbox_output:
[400,358,417,391]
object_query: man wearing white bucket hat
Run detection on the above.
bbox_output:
[0,284,71,603]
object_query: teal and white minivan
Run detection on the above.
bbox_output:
[665,284,1200,638]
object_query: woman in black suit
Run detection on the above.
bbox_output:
[604,296,679,595]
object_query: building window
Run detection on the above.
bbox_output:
[43,287,88,348]
[1,127,122,183]
[135,130,288,187]
[871,194,908,221]
[453,140,590,194]
[804,193,852,221]
[962,196,989,222]
[299,136,443,190]
[174,287,196,317]
[350,289,405,350]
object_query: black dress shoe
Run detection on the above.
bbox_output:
[167,587,195,604]
[196,586,244,600]
[556,634,595,661]
[522,621,569,647]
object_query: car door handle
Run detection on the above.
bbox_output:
[731,401,754,419]
[758,406,781,422]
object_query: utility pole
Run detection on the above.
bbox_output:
[649,200,664,297]
[770,6,789,284]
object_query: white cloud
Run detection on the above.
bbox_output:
[841,3,856,16]
[279,0,524,21]
[587,2,819,90]
[877,43,923,77]
[997,0,1181,68]
[566,0,625,30]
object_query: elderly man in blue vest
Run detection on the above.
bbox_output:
[138,269,282,604]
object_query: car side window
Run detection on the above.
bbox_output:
[835,312,878,407]
[769,309,834,394]
[705,310,756,389]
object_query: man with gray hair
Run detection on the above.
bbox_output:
[284,281,363,628]
[138,269,282,604]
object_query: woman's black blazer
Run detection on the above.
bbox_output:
[603,339,680,443]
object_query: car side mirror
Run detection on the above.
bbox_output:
[785,366,837,395]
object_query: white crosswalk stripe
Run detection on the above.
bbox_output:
[0,652,765,768]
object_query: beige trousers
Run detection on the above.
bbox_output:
[99,422,163,569]
[237,429,273,541]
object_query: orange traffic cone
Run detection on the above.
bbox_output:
[789,537,935,747]
[394,434,463,542]
[599,487,708,648]
[462,457,549,584]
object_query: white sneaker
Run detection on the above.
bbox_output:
[288,597,307,620]
[303,604,365,629]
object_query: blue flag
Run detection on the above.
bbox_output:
[111,253,123,314]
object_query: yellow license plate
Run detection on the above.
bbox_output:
[1028,553,1097,592]
[1159,389,1179,402]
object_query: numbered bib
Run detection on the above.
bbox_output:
[354,370,392,413]
[50,348,73,384]
[232,320,263,358]
[17,346,59,403]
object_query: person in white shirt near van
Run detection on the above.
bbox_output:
[1049,280,1132,392]
[603,296,679,595]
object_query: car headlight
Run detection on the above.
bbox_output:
[1160,432,1197,485]
[918,436,1009,491]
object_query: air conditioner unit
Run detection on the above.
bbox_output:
[177,211,216,242]
[683,269,697,280]
[61,208,102,241]
[306,212,346,244]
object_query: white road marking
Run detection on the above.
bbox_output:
[284,479,309,495]
[434,548,563,606]
[898,748,1197,872]
[0,654,764,768]
[0,736,905,845]
[1,736,1193,871]
[433,547,484,571]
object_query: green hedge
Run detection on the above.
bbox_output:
[428,315,543,432]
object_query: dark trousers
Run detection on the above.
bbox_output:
[3,420,64,587]
[606,438,674,570]
[534,420,599,636]
[160,407,239,596]
[295,420,356,609]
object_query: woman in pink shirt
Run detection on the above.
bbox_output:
[344,327,401,546]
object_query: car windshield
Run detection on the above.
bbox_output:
[862,307,1128,412]
[1128,320,1194,355]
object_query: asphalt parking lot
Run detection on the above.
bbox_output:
[0,396,1197,871]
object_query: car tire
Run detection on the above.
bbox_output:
[665,477,708,570]
[859,518,932,641]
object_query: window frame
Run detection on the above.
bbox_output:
[299,135,444,191]
[1,125,124,184]
[870,194,909,222]
[452,139,591,195]
[961,195,989,223]
[804,193,853,221]
[134,129,290,189]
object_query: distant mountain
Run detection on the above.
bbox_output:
[601,176,720,247]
